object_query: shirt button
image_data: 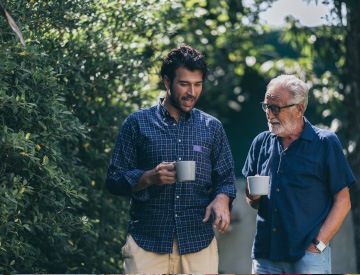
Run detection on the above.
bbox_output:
[175,214,178,217]
[173,123,176,126]
[176,196,179,199]
[178,157,182,160]
[283,152,286,156]
[178,139,181,142]
[272,228,277,232]
[276,188,280,192]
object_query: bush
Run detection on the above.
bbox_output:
[1,0,179,272]
[0,43,90,273]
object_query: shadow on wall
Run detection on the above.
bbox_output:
[217,179,357,274]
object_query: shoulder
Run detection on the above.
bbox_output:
[191,108,221,124]
[124,105,157,123]
[253,131,273,144]
[192,108,222,126]
[308,125,346,156]
[312,125,341,145]
[245,131,273,153]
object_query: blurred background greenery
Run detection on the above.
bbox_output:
[1,0,359,273]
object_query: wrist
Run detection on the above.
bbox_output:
[312,238,327,252]
[134,171,152,192]
[215,193,230,202]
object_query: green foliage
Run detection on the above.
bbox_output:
[2,0,359,272]
[37,0,182,272]
[0,43,89,272]
[277,17,348,138]
[160,0,277,120]
[1,0,183,273]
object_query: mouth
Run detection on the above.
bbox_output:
[181,96,196,107]
[268,120,280,126]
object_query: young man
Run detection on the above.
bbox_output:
[106,45,236,274]
[242,74,356,274]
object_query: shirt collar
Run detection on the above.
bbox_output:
[157,98,171,118]
[299,116,315,141]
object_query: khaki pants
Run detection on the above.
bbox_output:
[122,235,219,274]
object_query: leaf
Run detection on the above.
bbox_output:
[60,111,73,115]
[42,155,49,165]
[0,1,26,46]
[18,187,25,195]
[38,121,47,130]
[23,224,31,232]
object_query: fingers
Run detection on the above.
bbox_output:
[212,213,222,229]
[245,186,261,201]
[202,207,230,233]
[212,213,230,233]
[154,162,176,185]
[202,206,212,223]
[219,215,230,233]
[203,194,231,233]
[156,162,175,172]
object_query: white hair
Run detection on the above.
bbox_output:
[267,74,309,110]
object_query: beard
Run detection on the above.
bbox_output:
[168,86,197,113]
[268,115,297,137]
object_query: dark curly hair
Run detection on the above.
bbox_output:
[160,45,208,85]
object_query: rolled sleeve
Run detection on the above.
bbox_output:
[105,116,151,201]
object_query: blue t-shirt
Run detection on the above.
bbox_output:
[242,117,356,261]
[106,100,236,255]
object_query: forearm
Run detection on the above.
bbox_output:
[316,187,351,244]
[133,169,154,192]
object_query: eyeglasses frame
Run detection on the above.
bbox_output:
[260,102,298,115]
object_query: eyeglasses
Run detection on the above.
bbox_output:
[260,102,297,115]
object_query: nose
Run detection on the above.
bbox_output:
[187,85,195,95]
[266,108,274,120]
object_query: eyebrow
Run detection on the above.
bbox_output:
[177,80,203,84]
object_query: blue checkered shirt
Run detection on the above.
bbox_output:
[106,99,236,255]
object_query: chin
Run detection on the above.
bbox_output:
[269,125,284,136]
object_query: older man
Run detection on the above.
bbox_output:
[242,74,356,274]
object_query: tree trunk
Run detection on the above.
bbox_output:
[343,0,360,272]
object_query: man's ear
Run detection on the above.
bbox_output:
[297,103,305,115]
[163,75,170,90]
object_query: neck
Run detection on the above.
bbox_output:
[162,96,181,122]
[281,119,305,149]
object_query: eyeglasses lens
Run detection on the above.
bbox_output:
[261,103,280,115]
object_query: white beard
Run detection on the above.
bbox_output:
[268,116,297,137]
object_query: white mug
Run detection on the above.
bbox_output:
[247,175,270,195]
[176,161,196,182]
